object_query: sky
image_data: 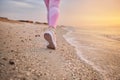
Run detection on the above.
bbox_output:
[0,0,120,27]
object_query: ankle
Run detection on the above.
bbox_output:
[48,27,56,33]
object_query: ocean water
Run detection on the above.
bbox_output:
[63,26,120,80]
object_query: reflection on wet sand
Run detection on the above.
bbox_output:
[65,26,120,79]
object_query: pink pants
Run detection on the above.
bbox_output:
[44,0,60,28]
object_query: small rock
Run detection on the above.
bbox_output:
[20,37,23,39]
[12,67,16,70]
[16,45,19,47]
[29,39,32,41]
[10,40,12,42]
[9,59,15,65]
[21,40,24,42]
[44,73,47,75]
[63,78,67,80]
[0,62,5,66]
[6,47,9,48]
[21,77,26,80]
[11,50,14,52]
[2,57,7,61]
[35,35,40,37]
[39,73,43,76]
[31,69,35,72]
[26,72,31,76]
[3,42,6,44]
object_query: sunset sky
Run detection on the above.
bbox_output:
[0,0,120,27]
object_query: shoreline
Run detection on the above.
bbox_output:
[0,20,103,80]
[63,26,120,80]
[63,27,106,79]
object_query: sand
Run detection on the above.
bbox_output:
[0,20,103,80]
[63,26,120,80]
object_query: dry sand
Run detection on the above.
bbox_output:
[0,20,103,80]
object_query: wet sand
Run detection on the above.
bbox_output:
[64,26,120,80]
[0,20,103,80]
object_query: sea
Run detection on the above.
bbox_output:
[63,25,120,80]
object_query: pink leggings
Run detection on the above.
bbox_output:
[44,0,60,28]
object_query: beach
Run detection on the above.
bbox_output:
[64,26,120,80]
[0,19,103,80]
[1,0,120,79]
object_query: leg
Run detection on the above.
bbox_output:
[44,0,49,23]
[44,0,60,49]
[49,0,60,28]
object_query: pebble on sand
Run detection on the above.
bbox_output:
[11,50,14,52]
[2,57,7,61]
[3,42,6,44]
[29,39,32,41]
[21,40,24,42]
[9,59,15,65]
[35,35,40,37]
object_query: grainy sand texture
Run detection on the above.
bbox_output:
[0,19,103,80]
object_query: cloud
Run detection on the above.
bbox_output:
[11,0,42,6]
[0,0,46,22]
[10,0,34,8]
